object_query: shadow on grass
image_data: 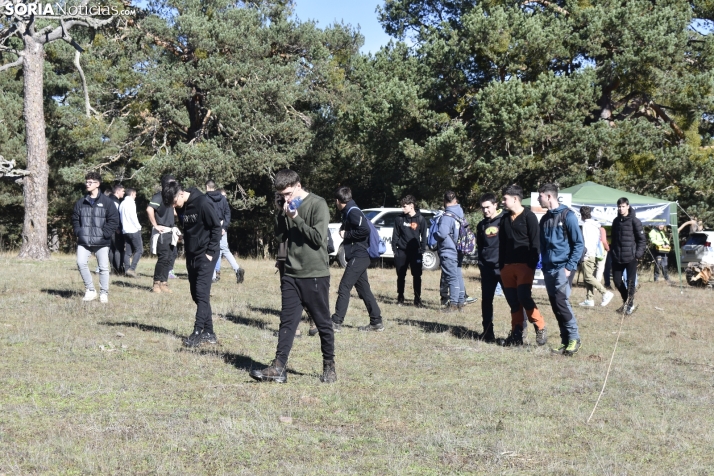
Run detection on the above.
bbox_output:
[248,305,281,317]
[178,348,307,376]
[397,318,483,340]
[223,313,274,331]
[42,288,80,299]
[98,321,179,337]
[112,280,150,290]
[373,293,440,310]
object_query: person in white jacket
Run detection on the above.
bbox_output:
[579,207,614,307]
[119,188,143,277]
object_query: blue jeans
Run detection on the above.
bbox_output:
[543,267,580,344]
[214,232,240,277]
[440,253,465,305]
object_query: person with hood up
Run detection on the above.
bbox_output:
[537,183,583,356]
[392,194,428,307]
[434,190,466,312]
[610,197,646,315]
[476,192,505,342]
[205,180,244,284]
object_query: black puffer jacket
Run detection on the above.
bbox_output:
[610,206,646,263]
[71,193,120,247]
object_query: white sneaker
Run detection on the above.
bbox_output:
[601,291,614,307]
[83,290,97,301]
[100,294,108,304]
[626,303,637,315]
[579,300,595,307]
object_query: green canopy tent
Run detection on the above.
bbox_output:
[524,181,681,284]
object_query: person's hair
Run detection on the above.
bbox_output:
[617,197,629,206]
[443,190,457,203]
[538,183,559,197]
[400,195,416,207]
[580,206,592,220]
[160,174,175,187]
[85,171,101,183]
[274,169,300,191]
[112,183,125,193]
[501,184,523,201]
[334,186,352,204]
[124,187,136,196]
[162,178,182,206]
[205,179,216,190]
[479,193,497,206]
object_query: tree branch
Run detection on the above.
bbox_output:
[71,49,98,117]
[0,56,23,72]
[0,156,30,178]
[39,16,116,44]
[650,102,685,140]
[521,0,569,15]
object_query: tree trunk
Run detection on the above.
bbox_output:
[18,36,51,260]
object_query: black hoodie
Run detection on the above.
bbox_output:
[477,210,504,268]
[392,211,427,254]
[610,206,646,263]
[206,190,231,231]
[340,200,370,260]
[180,188,222,258]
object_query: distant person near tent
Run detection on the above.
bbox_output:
[649,224,671,282]
[610,197,646,315]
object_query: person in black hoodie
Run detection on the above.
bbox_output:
[392,195,428,307]
[163,179,223,347]
[476,193,504,342]
[331,186,384,332]
[72,172,120,303]
[107,183,125,274]
[610,197,646,315]
[205,181,244,284]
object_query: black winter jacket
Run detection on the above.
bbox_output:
[180,188,222,258]
[610,206,646,264]
[206,190,231,231]
[72,193,120,248]
[477,210,504,268]
[340,200,370,260]
[392,211,427,254]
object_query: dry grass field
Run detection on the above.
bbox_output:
[1,253,713,475]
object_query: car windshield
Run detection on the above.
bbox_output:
[364,211,380,220]
[685,234,709,246]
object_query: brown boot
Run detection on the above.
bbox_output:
[160,282,172,294]
[152,281,162,293]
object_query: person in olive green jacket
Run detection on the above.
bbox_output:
[250,169,336,384]
[649,224,671,282]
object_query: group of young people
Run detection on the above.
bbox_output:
[72,169,652,384]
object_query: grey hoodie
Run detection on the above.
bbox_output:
[434,204,464,260]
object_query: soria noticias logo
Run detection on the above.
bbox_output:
[3,2,137,16]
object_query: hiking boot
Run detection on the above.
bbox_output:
[414,297,425,308]
[535,326,547,346]
[397,294,405,306]
[308,325,319,336]
[563,339,581,356]
[236,268,245,284]
[503,327,524,346]
[615,303,626,313]
[481,324,495,343]
[601,291,614,307]
[184,329,204,348]
[152,281,162,293]
[440,296,449,306]
[249,360,287,383]
[100,293,108,304]
[200,331,218,345]
[625,303,637,315]
[159,282,172,294]
[320,359,337,383]
[358,322,385,332]
[441,302,460,313]
[125,268,137,278]
[82,289,97,302]
[168,270,178,279]
[551,343,567,355]
[332,322,342,332]
[214,270,221,282]
[579,300,595,307]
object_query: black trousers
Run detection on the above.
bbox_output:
[479,264,501,328]
[123,232,143,271]
[169,244,178,271]
[109,232,125,273]
[186,254,214,333]
[395,249,423,298]
[332,255,381,325]
[153,232,174,282]
[612,260,638,304]
[276,275,333,365]
[654,253,669,281]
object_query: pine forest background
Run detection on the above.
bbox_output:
[2,0,714,256]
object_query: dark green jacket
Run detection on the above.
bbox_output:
[275,193,330,278]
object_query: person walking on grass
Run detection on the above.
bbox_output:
[611,197,646,315]
[108,183,125,274]
[499,184,546,346]
[250,169,336,384]
[148,177,176,294]
[434,191,466,313]
[331,186,384,332]
[72,172,120,304]
[205,181,245,284]
[476,192,505,342]
[119,188,143,277]
[649,224,671,282]
[162,179,222,348]
[579,206,614,308]
[537,184,583,356]
[392,195,427,308]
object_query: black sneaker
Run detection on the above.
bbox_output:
[249,360,287,383]
[332,322,342,332]
[308,326,319,336]
[481,324,495,343]
[184,329,204,348]
[440,296,449,306]
[414,297,425,308]
[236,268,245,284]
[397,294,405,306]
[503,328,524,347]
[441,302,460,313]
[615,303,626,313]
[201,331,218,345]
[320,359,337,383]
[358,322,384,332]
[535,326,547,346]
[625,303,637,315]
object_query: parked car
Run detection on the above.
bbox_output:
[328,208,441,271]
[680,231,714,269]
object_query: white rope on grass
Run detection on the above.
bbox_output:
[587,308,626,424]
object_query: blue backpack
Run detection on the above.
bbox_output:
[345,207,387,259]
[427,211,444,250]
